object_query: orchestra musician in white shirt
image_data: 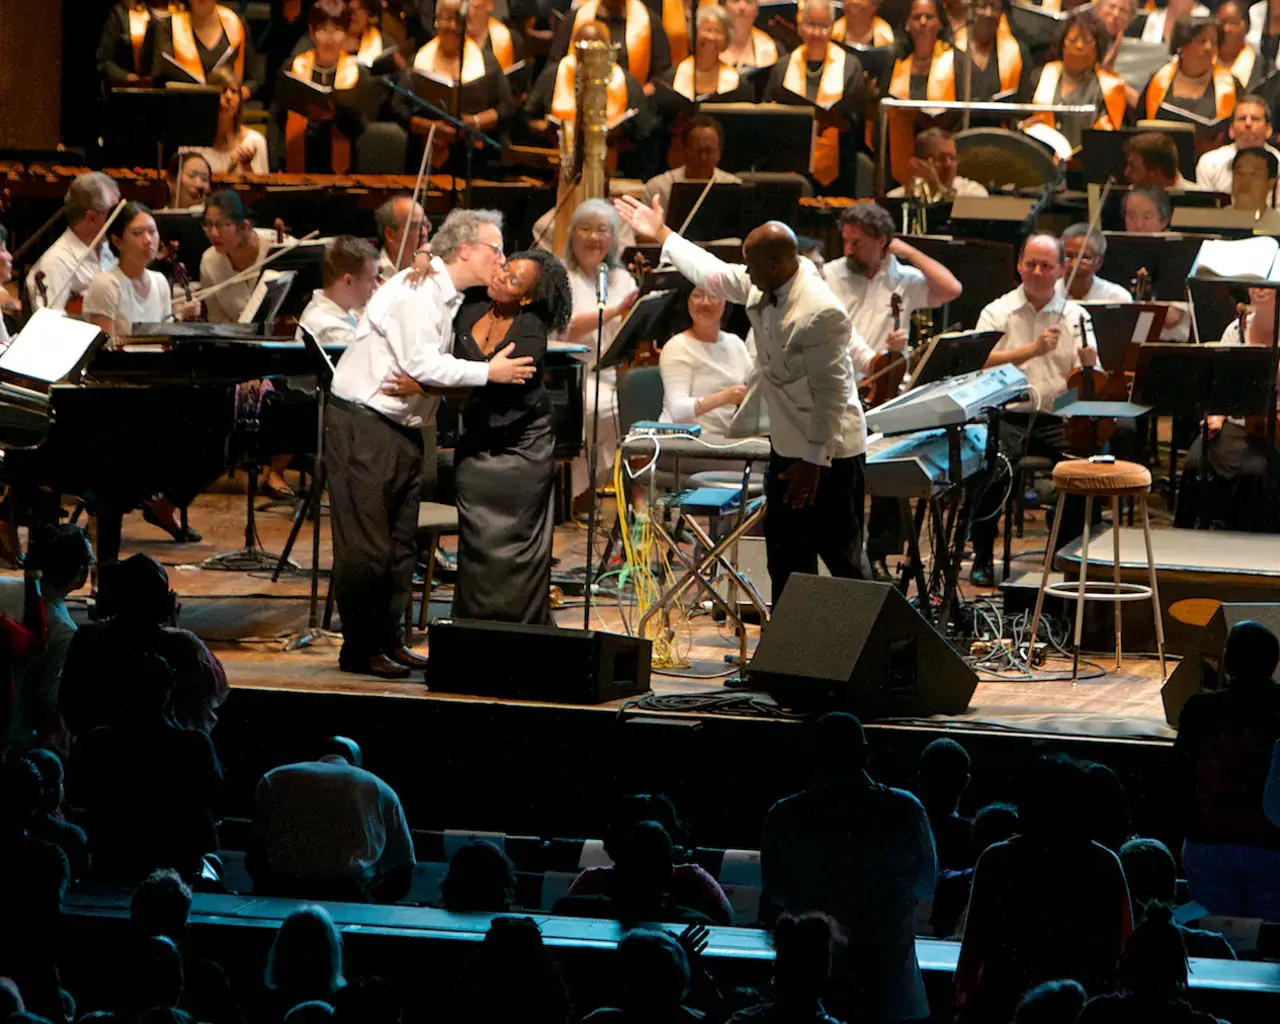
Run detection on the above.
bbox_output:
[1056,224,1132,304]
[374,196,429,285]
[1195,94,1280,199]
[26,172,121,313]
[885,129,990,200]
[298,235,381,349]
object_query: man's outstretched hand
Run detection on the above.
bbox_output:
[614,194,670,243]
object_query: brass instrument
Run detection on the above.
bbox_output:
[551,37,613,256]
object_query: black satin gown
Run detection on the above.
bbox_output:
[451,301,556,624]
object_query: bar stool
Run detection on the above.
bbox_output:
[1027,458,1166,681]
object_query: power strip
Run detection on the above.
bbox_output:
[630,421,701,436]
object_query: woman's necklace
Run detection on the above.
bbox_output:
[479,305,516,354]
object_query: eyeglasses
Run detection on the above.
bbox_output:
[471,239,505,257]
[574,224,613,237]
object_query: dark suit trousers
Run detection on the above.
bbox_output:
[765,447,869,602]
[325,397,425,662]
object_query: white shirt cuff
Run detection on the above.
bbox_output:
[803,443,831,467]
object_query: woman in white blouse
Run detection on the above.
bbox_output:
[83,201,173,337]
[198,189,276,323]
[659,286,752,442]
[561,198,639,514]
[190,69,270,176]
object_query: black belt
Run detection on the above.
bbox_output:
[329,394,425,444]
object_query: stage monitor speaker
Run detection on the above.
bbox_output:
[1162,602,1280,728]
[744,575,978,718]
[425,619,652,705]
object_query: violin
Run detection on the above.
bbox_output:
[1132,266,1152,302]
[33,270,49,309]
[1063,317,1112,455]
[858,293,907,409]
[623,251,660,367]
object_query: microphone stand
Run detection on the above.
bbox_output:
[380,76,502,209]
[583,273,608,630]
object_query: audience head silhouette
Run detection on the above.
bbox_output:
[613,821,677,902]
[613,929,689,1015]
[459,917,570,1024]
[1117,839,1177,916]
[971,801,1020,857]
[98,553,177,625]
[1081,761,1130,851]
[131,869,194,943]
[441,841,516,912]
[603,794,689,861]
[1222,620,1280,685]
[127,935,184,1013]
[266,905,346,1002]
[918,738,970,812]
[283,1001,335,1023]
[1018,754,1088,843]
[810,712,869,779]
[772,913,842,1001]
[1013,979,1087,1024]
[20,750,66,817]
[26,523,93,597]
[318,736,362,767]
[333,977,402,1024]
[1117,902,1189,998]
[123,653,177,722]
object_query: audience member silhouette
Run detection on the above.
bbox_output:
[121,936,184,1018]
[761,712,936,1023]
[931,802,1020,940]
[567,794,733,924]
[249,737,415,903]
[581,929,701,1024]
[58,553,228,735]
[955,754,1132,1024]
[21,749,89,886]
[1081,762,1132,853]
[727,913,845,1024]
[1118,839,1235,959]
[0,758,69,1023]
[555,822,716,925]
[454,917,571,1024]
[72,653,222,884]
[917,738,973,870]
[1012,980,1087,1024]
[1173,619,1280,919]
[0,977,23,1016]
[440,841,516,913]
[333,978,402,1024]
[7,524,92,751]
[1074,904,1219,1024]
[282,1002,334,1024]
[260,906,346,1024]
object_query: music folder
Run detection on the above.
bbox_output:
[105,86,220,166]
[1132,342,1276,418]
[1148,105,1230,144]
[839,43,894,95]
[1007,1,1070,50]
[652,79,749,117]
[666,181,753,241]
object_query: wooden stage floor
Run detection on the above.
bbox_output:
[56,475,1179,742]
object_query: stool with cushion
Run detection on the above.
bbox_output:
[408,501,460,633]
[1027,458,1166,681]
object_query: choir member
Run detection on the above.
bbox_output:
[548,0,674,86]
[399,0,515,176]
[188,70,271,175]
[951,0,1028,102]
[153,0,261,98]
[198,190,276,324]
[1219,2,1264,90]
[375,195,429,283]
[466,0,525,70]
[1027,8,1127,147]
[1122,184,1172,231]
[642,114,742,212]
[1139,0,1208,46]
[1196,94,1279,197]
[882,0,954,187]
[832,0,896,46]
[97,0,168,87]
[763,0,868,193]
[26,172,121,314]
[346,0,390,65]
[1094,0,1139,108]
[885,127,988,197]
[1138,16,1238,123]
[722,0,779,70]
[663,5,740,98]
[269,0,371,173]
[1057,223,1132,302]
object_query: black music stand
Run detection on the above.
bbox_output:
[275,326,341,650]
[903,236,1016,332]
[699,103,814,175]
[1100,232,1208,303]
[1081,127,1200,185]
[105,86,220,169]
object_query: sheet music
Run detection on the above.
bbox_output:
[0,309,103,383]
[1133,311,1155,344]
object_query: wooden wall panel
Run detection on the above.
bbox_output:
[0,0,63,149]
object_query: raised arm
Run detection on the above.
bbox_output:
[890,238,962,307]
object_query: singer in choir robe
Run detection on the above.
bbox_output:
[548,0,674,85]
[347,0,388,65]
[723,0,780,70]
[397,0,516,177]
[949,0,1028,103]
[762,0,868,194]
[662,5,741,99]
[152,0,262,97]
[268,0,371,173]
[466,0,525,70]
[883,0,953,187]
[1219,1,1264,90]
[97,1,170,87]
[1026,8,1127,148]
[832,0,896,47]
[1137,15,1239,123]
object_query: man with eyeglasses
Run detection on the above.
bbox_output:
[966,233,1097,586]
[1196,95,1280,200]
[326,208,536,679]
[1055,223,1132,304]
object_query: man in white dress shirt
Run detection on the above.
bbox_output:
[885,129,989,200]
[823,202,962,581]
[1195,95,1280,198]
[327,209,534,678]
[299,235,380,347]
[374,195,429,284]
[26,172,121,313]
[968,233,1096,585]
[641,115,744,215]
[615,194,869,600]
[1056,224,1133,303]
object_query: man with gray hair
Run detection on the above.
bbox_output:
[374,195,428,284]
[26,172,121,313]
[1056,223,1132,303]
[327,208,534,679]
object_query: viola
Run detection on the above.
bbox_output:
[623,251,660,367]
[858,293,907,409]
[1063,317,1121,455]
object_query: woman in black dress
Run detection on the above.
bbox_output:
[388,249,573,624]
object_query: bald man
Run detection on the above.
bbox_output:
[616,195,869,601]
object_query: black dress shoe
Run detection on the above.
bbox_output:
[871,558,894,583]
[387,646,430,669]
[969,561,995,588]
[340,653,411,679]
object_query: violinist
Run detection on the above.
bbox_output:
[26,172,121,314]
[398,0,515,177]
[1230,146,1280,217]
[721,0,779,71]
[821,203,961,582]
[1122,184,1172,231]
[190,70,271,175]
[641,115,742,219]
[269,0,371,174]
[198,190,277,324]
[97,1,170,88]
[375,195,429,284]
[1056,223,1132,303]
[1174,289,1280,533]
[153,0,261,97]
[466,0,525,71]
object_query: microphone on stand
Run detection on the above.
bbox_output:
[597,261,610,311]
